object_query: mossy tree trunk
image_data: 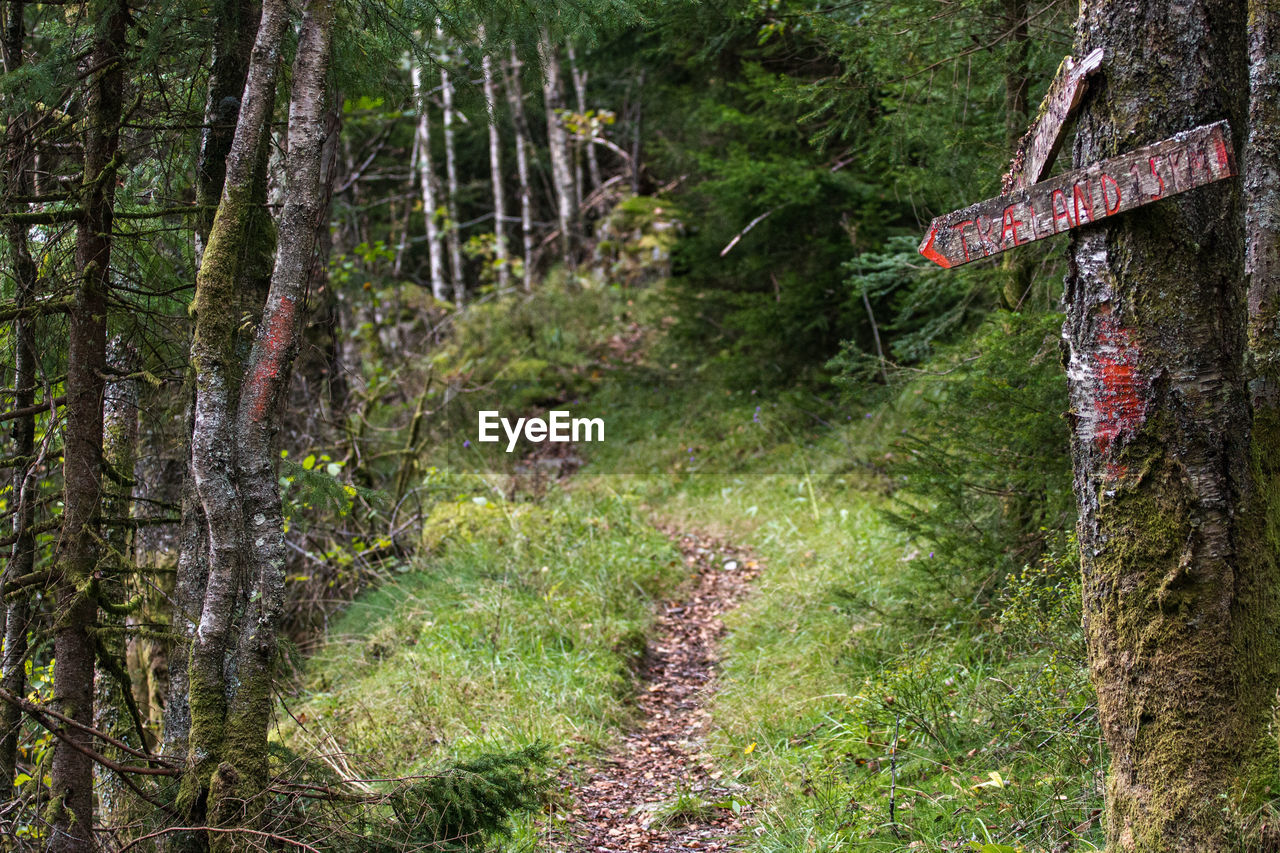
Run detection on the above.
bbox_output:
[175,0,334,844]
[0,0,36,804]
[49,0,127,845]
[209,3,333,832]
[1064,0,1280,848]
[178,0,288,837]
[165,0,258,773]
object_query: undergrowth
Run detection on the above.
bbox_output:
[286,274,1103,851]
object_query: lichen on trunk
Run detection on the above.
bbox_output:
[1065,0,1280,846]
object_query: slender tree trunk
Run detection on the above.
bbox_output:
[209,0,334,836]
[50,0,127,845]
[480,30,510,292]
[540,31,577,265]
[568,44,602,194]
[94,338,139,825]
[439,28,465,302]
[411,57,447,301]
[0,0,35,802]
[506,46,535,290]
[55,156,115,853]
[629,68,644,194]
[179,0,287,830]
[1064,0,1277,848]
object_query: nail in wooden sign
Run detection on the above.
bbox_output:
[1004,48,1104,192]
[918,121,1235,269]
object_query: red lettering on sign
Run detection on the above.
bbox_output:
[1000,205,1026,246]
[1025,199,1039,240]
[950,221,974,262]
[1051,189,1073,232]
[1168,150,1184,192]
[1073,181,1094,224]
[1214,135,1229,170]
[1100,173,1122,214]
[1149,156,1165,199]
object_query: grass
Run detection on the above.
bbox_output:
[285,278,1104,851]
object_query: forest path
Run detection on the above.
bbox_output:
[553,527,760,852]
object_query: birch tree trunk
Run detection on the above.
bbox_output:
[50,0,127,845]
[568,44,601,195]
[629,68,644,194]
[540,31,577,265]
[440,28,465,302]
[411,58,447,301]
[0,0,35,802]
[506,46,535,290]
[481,30,510,292]
[1064,0,1279,847]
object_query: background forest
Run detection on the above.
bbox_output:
[0,0,1252,849]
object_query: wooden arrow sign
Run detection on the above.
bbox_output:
[919,121,1235,269]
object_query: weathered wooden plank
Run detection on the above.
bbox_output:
[919,121,1235,269]
[1004,48,1104,193]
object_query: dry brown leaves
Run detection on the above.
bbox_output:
[547,528,761,852]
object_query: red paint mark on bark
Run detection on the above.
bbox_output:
[921,227,953,267]
[1092,310,1145,459]
[1101,173,1122,214]
[244,295,299,423]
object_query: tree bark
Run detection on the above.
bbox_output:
[411,56,448,301]
[0,0,35,804]
[1064,0,1277,848]
[50,0,127,845]
[166,0,258,770]
[94,338,140,825]
[440,28,465,302]
[1247,0,1280,405]
[506,46,535,290]
[568,44,602,195]
[179,0,287,829]
[540,31,577,265]
[207,0,333,835]
[480,29,510,292]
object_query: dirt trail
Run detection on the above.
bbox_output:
[553,528,760,852]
